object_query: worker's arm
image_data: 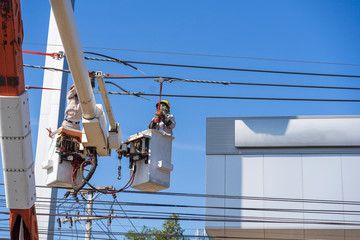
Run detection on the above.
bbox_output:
[67,88,77,99]
[148,117,157,129]
[162,113,176,129]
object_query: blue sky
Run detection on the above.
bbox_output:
[1,0,360,238]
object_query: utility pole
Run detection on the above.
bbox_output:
[58,186,116,239]
[85,190,93,240]
[0,0,38,238]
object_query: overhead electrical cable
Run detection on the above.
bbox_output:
[119,189,360,205]
[5,185,360,210]
[23,64,70,73]
[35,199,360,217]
[19,184,360,205]
[105,76,360,91]
[114,199,139,233]
[23,64,129,79]
[1,211,358,227]
[109,91,360,103]
[23,42,360,67]
[24,64,360,91]
[4,201,360,225]
[83,52,145,74]
[91,208,118,240]
[7,196,360,216]
[88,58,360,78]
[104,81,149,100]
[35,195,360,214]
[23,50,360,78]
[42,205,360,224]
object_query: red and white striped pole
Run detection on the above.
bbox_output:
[0,0,39,239]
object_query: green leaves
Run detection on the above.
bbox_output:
[125,214,187,240]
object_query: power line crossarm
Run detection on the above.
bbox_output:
[60,215,117,223]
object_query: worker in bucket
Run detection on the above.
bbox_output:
[149,100,176,136]
[61,84,82,130]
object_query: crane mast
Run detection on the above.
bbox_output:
[0,0,38,238]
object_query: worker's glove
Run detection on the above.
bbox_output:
[153,116,160,124]
[155,109,163,117]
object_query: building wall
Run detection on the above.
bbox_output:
[205,116,360,239]
[206,154,360,229]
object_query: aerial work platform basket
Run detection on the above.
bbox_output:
[43,127,83,187]
[126,129,174,192]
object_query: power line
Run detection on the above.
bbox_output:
[23,64,70,73]
[5,183,358,205]
[109,91,360,103]
[7,200,359,224]
[49,205,360,225]
[4,198,360,226]
[0,197,357,239]
[23,42,360,67]
[105,76,360,91]
[5,211,359,227]
[84,56,360,78]
[35,204,360,224]
[83,52,145,74]
[114,198,139,233]
[24,63,360,91]
[126,61,360,78]
[4,185,360,207]
[24,49,360,78]
[3,210,358,228]
[4,186,360,210]
[36,200,360,217]
[104,81,149,100]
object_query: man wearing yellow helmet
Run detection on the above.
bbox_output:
[149,100,176,136]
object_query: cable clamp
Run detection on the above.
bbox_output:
[154,77,167,84]
[52,51,65,60]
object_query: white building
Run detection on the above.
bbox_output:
[205,116,360,240]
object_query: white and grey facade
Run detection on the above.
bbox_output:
[205,116,360,240]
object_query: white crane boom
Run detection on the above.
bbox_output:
[49,0,121,156]
[48,0,96,119]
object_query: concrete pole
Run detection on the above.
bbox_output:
[85,191,94,240]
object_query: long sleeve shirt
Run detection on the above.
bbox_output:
[149,113,176,136]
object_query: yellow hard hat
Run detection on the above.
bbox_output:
[156,100,170,109]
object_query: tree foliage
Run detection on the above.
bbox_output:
[125,214,187,240]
